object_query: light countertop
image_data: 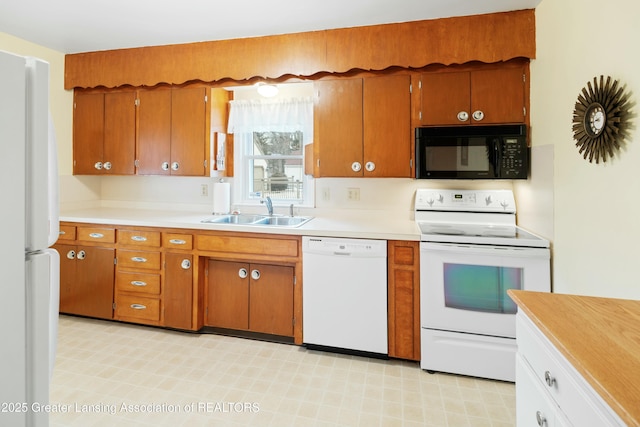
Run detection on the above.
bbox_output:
[509,290,640,427]
[59,206,421,241]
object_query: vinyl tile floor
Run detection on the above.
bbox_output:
[50,315,516,427]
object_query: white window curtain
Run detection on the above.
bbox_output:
[227,97,314,143]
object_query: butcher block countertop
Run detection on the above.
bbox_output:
[509,290,640,426]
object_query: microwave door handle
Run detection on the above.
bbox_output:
[493,139,502,178]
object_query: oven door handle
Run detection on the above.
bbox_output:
[420,242,549,258]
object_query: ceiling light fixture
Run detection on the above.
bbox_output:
[256,83,279,97]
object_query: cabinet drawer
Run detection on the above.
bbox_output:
[163,233,193,250]
[517,313,619,426]
[58,225,76,241]
[118,229,161,247]
[77,227,116,243]
[117,249,161,271]
[115,271,161,295]
[197,234,299,257]
[115,295,160,322]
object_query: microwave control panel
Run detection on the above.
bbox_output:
[500,138,528,178]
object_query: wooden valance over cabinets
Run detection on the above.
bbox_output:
[64,9,535,89]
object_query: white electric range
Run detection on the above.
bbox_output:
[416,189,550,382]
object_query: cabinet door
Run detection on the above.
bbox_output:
[59,245,114,319]
[249,263,294,336]
[164,253,193,330]
[471,66,526,124]
[420,72,470,125]
[55,244,77,314]
[387,241,420,360]
[363,75,411,177]
[73,91,104,174]
[170,87,208,176]
[103,91,136,174]
[206,260,249,330]
[313,78,363,177]
[137,87,172,175]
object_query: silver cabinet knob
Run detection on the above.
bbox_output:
[171,162,179,171]
[238,268,248,279]
[536,410,547,426]
[103,161,112,170]
[76,250,86,260]
[181,259,191,270]
[351,162,362,172]
[161,162,170,171]
[251,269,261,280]
[66,250,76,260]
[457,111,469,122]
[472,110,485,121]
[365,161,375,172]
[544,370,556,387]
[94,162,103,170]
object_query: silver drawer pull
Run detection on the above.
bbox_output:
[131,235,147,242]
[131,281,147,287]
[544,370,556,387]
[59,230,66,235]
[89,232,104,239]
[130,304,147,310]
[169,239,187,245]
[131,257,147,263]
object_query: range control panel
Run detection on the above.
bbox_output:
[415,189,516,213]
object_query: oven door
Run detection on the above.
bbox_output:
[420,241,550,338]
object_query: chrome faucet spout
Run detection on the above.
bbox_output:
[261,196,273,216]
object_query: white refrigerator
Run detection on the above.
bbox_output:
[0,50,60,427]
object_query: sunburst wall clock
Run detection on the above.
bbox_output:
[572,75,632,163]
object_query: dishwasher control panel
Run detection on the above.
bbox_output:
[303,237,386,257]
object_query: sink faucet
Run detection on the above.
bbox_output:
[261,196,273,216]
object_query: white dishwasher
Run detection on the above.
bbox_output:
[302,236,388,357]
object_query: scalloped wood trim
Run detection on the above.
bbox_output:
[65,9,535,89]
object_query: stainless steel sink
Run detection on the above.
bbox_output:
[201,214,313,228]
[202,214,266,225]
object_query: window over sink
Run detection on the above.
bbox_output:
[228,84,314,207]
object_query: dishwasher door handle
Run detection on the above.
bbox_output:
[333,252,352,256]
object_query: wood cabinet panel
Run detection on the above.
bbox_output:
[103,91,136,174]
[115,271,161,295]
[58,225,76,241]
[164,253,194,330]
[57,243,115,320]
[471,66,526,124]
[170,87,208,176]
[73,91,104,174]
[420,72,470,125]
[117,229,161,247]
[115,294,160,322]
[197,234,299,258]
[136,87,172,175]
[249,263,294,336]
[387,241,420,360]
[117,249,161,271]
[76,227,116,243]
[206,260,249,330]
[313,78,363,177]
[363,74,411,177]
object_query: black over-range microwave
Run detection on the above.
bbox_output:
[415,125,529,179]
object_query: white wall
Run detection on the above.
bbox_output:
[0,32,102,208]
[531,0,640,298]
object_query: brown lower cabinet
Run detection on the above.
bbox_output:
[56,243,115,320]
[387,240,421,361]
[206,259,294,337]
[163,253,194,329]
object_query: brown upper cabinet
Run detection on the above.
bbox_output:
[312,74,412,177]
[419,62,528,126]
[73,90,136,175]
[74,85,229,177]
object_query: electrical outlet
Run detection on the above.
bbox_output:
[347,187,360,201]
[322,187,330,201]
[200,184,209,197]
